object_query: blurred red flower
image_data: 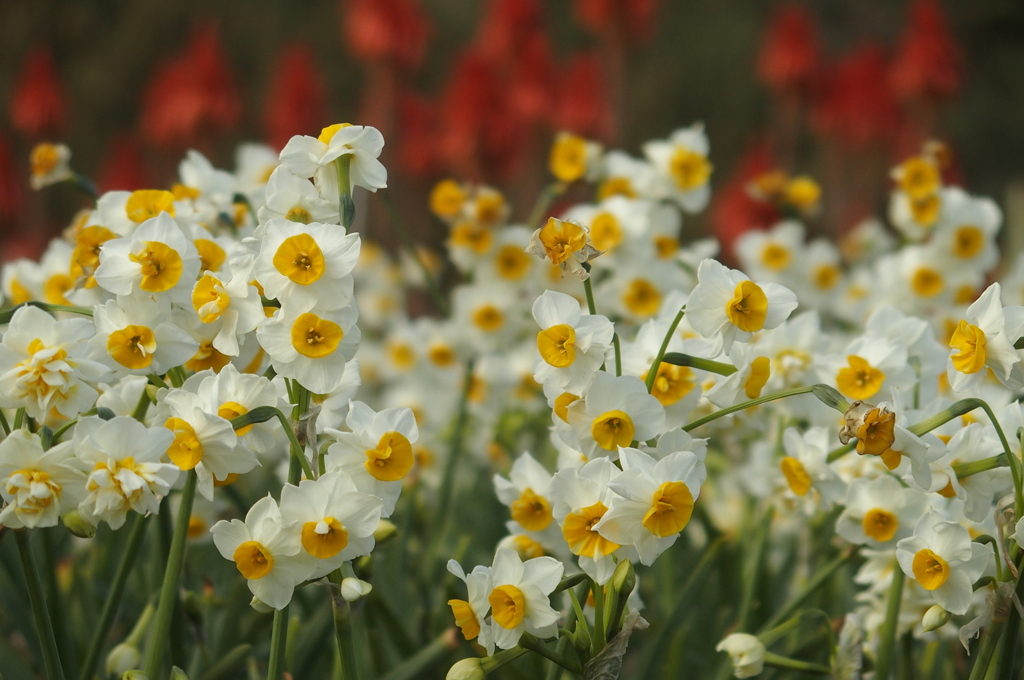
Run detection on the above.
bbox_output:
[97,135,152,193]
[395,91,438,176]
[711,140,781,257]
[572,0,659,44]
[554,53,614,142]
[757,5,820,97]
[890,0,962,104]
[0,134,24,225]
[10,48,68,139]
[811,44,901,148]
[342,0,431,70]
[264,45,328,150]
[140,24,241,149]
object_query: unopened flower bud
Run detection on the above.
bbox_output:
[61,510,96,538]
[446,658,485,680]
[250,596,274,614]
[341,577,372,602]
[922,604,951,632]
[106,643,140,677]
[373,519,397,543]
[169,667,189,680]
[716,633,765,678]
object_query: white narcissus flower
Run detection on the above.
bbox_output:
[776,427,846,509]
[734,220,805,283]
[925,423,1008,522]
[818,335,913,404]
[716,633,766,679]
[484,548,563,654]
[550,457,628,584]
[0,430,86,529]
[947,282,1024,393]
[256,301,360,395]
[29,142,73,189]
[0,304,110,421]
[525,217,601,281]
[686,259,798,355]
[931,187,1000,273]
[194,364,283,455]
[155,385,259,501]
[642,123,713,213]
[705,346,772,408]
[279,471,382,580]
[493,452,555,534]
[91,297,198,377]
[254,218,360,311]
[835,476,926,549]
[531,290,614,395]
[94,213,200,304]
[595,446,706,565]
[211,495,304,610]
[256,166,340,227]
[279,124,387,195]
[447,560,493,651]
[565,371,665,459]
[896,510,990,615]
[190,256,265,356]
[72,416,180,529]
[325,401,419,517]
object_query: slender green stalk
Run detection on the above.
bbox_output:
[266,607,290,680]
[612,334,622,376]
[760,549,854,632]
[143,470,198,678]
[967,619,1004,680]
[519,633,582,674]
[644,306,686,393]
[661,352,737,376]
[737,508,773,631]
[875,563,905,680]
[567,585,592,644]
[230,407,314,480]
[14,531,66,680]
[591,581,606,653]
[379,190,449,314]
[954,455,1007,479]
[994,554,1024,677]
[335,155,354,229]
[50,418,77,444]
[199,643,252,680]
[434,360,475,538]
[826,443,855,463]
[0,407,10,435]
[328,572,358,680]
[552,572,588,595]
[14,407,26,430]
[78,514,150,680]
[762,652,830,674]
[0,301,93,325]
[683,386,817,432]
[582,272,598,316]
[526,182,566,228]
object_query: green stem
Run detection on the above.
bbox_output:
[50,418,77,444]
[612,334,622,377]
[826,443,855,463]
[567,585,592,645]
[762,652,830,675]
[328,572,358,680]
[14,407,26,430]
[954,454,1007,479]
[434,360,475,539]
[526,182,566,228]
[591,581,606,653]
[582,272,598,316]
[143,470,198,678]
[14,531,66,680]
[661,352,737,376]
[78,514,150,680]
[0,301,93,325]
[198,643,252,680]
[552,573,588,595]
[519,633,582,674]
[683,386,817,432]
[967,619,1005,680]
[759,549,854,633]
[335,155,354,229]
[267,607,290,680]
[994,553,1024,677]
[230,407,314,481]
[0,407,10,435]
[875,562,905,680]
[737,508,773,631]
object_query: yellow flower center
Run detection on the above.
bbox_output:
[537,324,577,368]
[589,212,623,253]
[537,218,587,265]
[780,457,812,496]
[71,225,117,276]
[760,243,791,270]
[301,517,349,559]
[285,206,312,224]
[836,355,885,400]
[495,245,531,280]
[550,133,588,183]
[273,233,326,285]
[562,501,620,557]
[475,193,506,225]
[427,343,456,368]
[554,393,579,422]
[813,264,841,290]
[164,417,204,470]
[218,402,251,436]
[591,410,635,451]
[622,279,662,317]
[107,325,157,369]
[910,267,944,297]
[171,183,201,201]
[5,469,61,515]
[43,273,74,305]
[909,194,941,227]
[387,341,417,370]
[429,179,466,220]
[897,157,940,200]
[364,431,414,482]
[512,535,546,559]
[290,312,343,358]
[654,235,679,259]
[129,241,184,292]
[597,177,637,200]
[642,481,694,537]
[783,176,821,211]
[953,226,984,259]
[856,407,897,456]
[472,305,504,332]
[233,540,274,580]
[725,280,769,332]
[30,143,60,178]
[126,189,176,222]
[744,356,771,399]
[195,238,227,273]
[185,340,231,373]
[644,364,695,406]
[862,508,899,542]
[450,222,494,254]
[317,123,352,144]
[448,599,480,640]
[949,320,987,374]
[668,147,712,191]
[489,584,526,629]
[912,548,950,590]
[192,274,231,323]
[510,487,553,532]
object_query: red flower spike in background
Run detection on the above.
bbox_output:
[572,0,659,45]
[475,0,546,66]
[140,24,241,149]
[395,91,437,176]
[757,5,820,98]
[710,140,781,258]
[10,48,68,139]
[890,0,962,105]
[811,44,901,148]
[0,134,23,226]
[555,53,614,142]
[507,33,556,126]
[264,46,328,151]
[97,135,151,194]
[342,0,431,70]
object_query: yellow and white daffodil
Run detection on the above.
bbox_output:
[531,290,614,396]
[0,429,85,529]
[279,123,387,196]
[565,371,665,460]
[946,282,1024,393]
